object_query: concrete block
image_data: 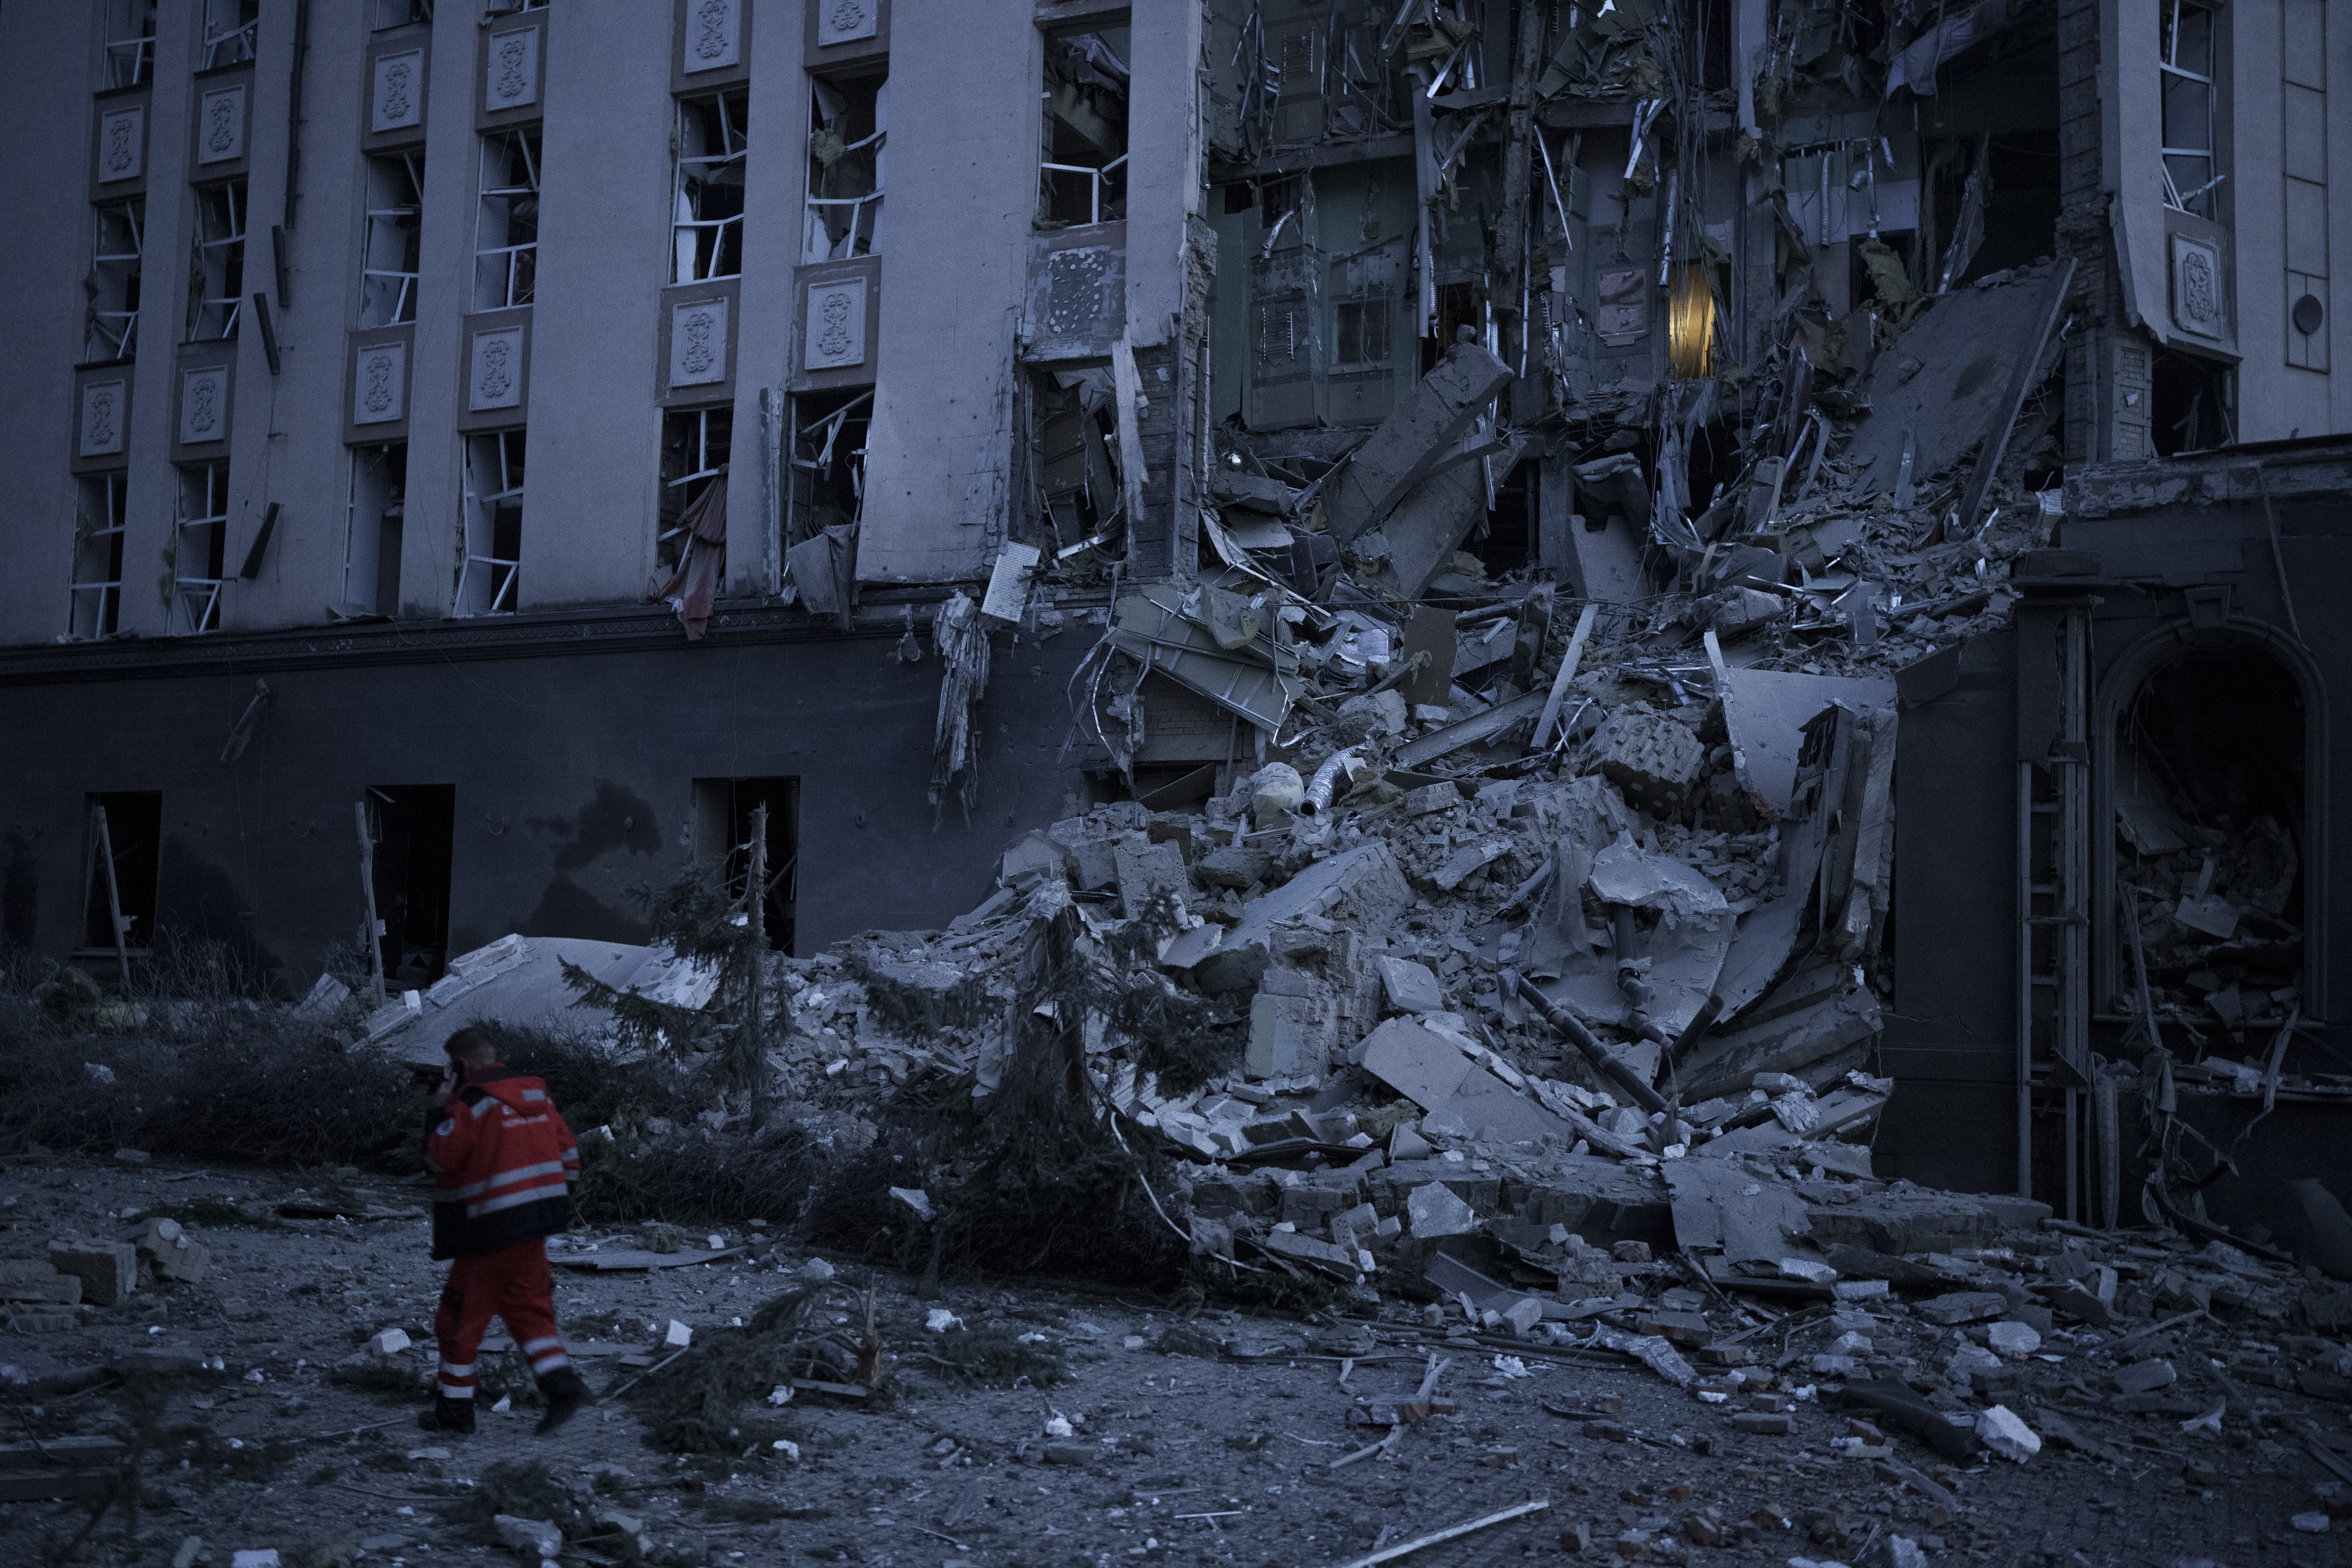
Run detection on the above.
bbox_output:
[1114,837,1190,919]
[1404,782,1459,817]
[1977,1404,2041,1462]
[1919,1290,2007,1326]
[998,830,1065,888]
[1193,842,1271,890]
[1587,709,1708,815]
[1373,955,1445,1013]
[48,1239,136,1306]
[1324,342,1514,542]
[1246,992,1327,1078]
[133,1218,210,1284]
[368,1328,413,1356]
[1986,1320,2041,1357]
[2114,1357,2176,1394]
[1406,1182,1479,1239]
[1502,1296,1545,1336]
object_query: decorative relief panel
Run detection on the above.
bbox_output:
[469,326,525,411]
[817,0,877,46]
[196,83,248,165]
[353,342,408,425]
[1046,247,1116,338]
[485,26,540,111]
[2170,233,2224,340]
[372,48,426,134]
[669,299,729,386]
[803,277,868,370]
[80,381,128,458]
[180,366,230,445]
[684,0,741,72]
[98,104,146,183]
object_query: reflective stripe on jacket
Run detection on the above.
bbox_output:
[423,1066,580,1259]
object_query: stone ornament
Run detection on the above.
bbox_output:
[804,277,867,370]
[2170,233,2223,339]
[373,48,425,134]
[354,342,408,426]
[817,0,878,47]
[670,299,729,386]
[486,26,540,111]
[99,104,145,183]
[685,0,740,72]
[180,366,230,446]
[80,381,128,457]
[197,84,247,165]
[470,326,525,410]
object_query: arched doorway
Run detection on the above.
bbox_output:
[2097,629,2324,1032]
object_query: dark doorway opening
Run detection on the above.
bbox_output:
[692,777,799,954]
[1463,455,1537,576]
[367,784,455,989]
[2114,646,2306,1038]
[83,790,162,953]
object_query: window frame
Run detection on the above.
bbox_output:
[658,404,733,572]
[103,0,158,88]
[2159,0,2221,220]
[70,472,129,641]
[87,198,144,362]
[173,459,230,636]
[360,152,426,328]
[474,128,542,312]
[200,0,260,70]
[674,88,751,283]
[804,73,887,264]
[188,179,247,342]
[344,442,408,618]
[458,429,526,615]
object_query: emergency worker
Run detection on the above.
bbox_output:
[417,1025,595,1436]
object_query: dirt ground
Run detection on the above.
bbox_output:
[2,1153,2346,1568]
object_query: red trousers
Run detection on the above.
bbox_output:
[432,1237,570,1401]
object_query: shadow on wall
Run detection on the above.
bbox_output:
[3,833,35,950]
[520,874,651,946]
[528,781,662,872]
[156,836,284,984]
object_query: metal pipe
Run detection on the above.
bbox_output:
[1515,974,1670,1115]
[1298,746,1364,816]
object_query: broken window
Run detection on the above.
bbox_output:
[372,0,433,26]
[1039,28,1128,227]
[86,199,143,361]
[343,443,407,619]
[1033,366,1120,545]
[172,459,230,635]
[83,791,161,954]
[804,72,886,263]
[187,180,246,341]
[457,429,524,615]
[691,777,798,953]
[674,89,749,282]
[474,128,540,311]
[69,472,128,640]
[1333,290,1393,368]
[658,405,732,576]
[365,784,456,987]
[786,387,870,548]
[2160,0,2219,219]
[360,154,424,327]
[2150,349,2234,455]
[201,0,259,69]
[103,0,158,87]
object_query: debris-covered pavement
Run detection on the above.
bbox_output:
[4,1150,2351,1567]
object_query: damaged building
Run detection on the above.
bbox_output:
[0,1,2348,1226]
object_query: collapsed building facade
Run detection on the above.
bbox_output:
[0,1,2346,1227]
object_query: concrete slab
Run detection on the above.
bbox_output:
[373,935,717,1069]
[1358,1017,1569,1146]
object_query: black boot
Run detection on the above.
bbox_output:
[417,1395,476,1434]
[535,1367,595,1436]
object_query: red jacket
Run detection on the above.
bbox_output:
[423,1065,580,1260]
